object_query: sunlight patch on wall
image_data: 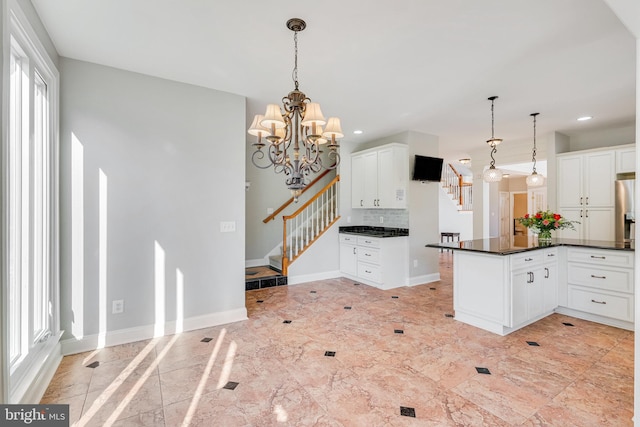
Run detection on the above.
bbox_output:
[98,168,108,349]
[71,133,84,339]
[154,241,166,337]
[176,268,184,334]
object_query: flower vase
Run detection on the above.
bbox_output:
[536,230,552,243]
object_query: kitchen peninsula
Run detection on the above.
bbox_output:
[427,238,634,335]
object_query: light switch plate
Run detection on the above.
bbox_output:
[220,221,236,232]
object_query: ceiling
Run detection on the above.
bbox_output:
[31,0,636,165]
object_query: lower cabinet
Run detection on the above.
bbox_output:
[339,234,408,290]
[560,247,635,327]
[511,249,558,329]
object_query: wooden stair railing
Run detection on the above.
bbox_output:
[263,169,333,223]
[441,163,472,211]
[281,175,340,275]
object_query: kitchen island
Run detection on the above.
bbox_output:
[426,237,634,335]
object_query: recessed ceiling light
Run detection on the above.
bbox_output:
[353,130,363,135]
[577,116,592,121]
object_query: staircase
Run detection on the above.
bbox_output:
[269,175,340,275]
[441,163,472,211]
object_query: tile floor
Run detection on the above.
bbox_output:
[42,254,634,426]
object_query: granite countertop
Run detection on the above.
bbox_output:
[339,226,409,238]
[426,237,634,255]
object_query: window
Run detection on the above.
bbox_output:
[4,2,59,402]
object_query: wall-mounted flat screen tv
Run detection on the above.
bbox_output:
[412,155,444,182]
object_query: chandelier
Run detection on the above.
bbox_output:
[526,112,545,187]
[482,96,503,183]
[247,18,343,201]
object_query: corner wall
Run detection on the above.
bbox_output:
[59,58,247,351]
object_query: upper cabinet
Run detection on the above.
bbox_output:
[616,146,635,174]
[557,148,617,240]
[557,150,615,209]
[351,143,408,209]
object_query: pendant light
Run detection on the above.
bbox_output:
[482,96,503,183]
[526,112,545,187]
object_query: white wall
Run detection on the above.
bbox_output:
[59,58,247,350]
[438,189,473,241]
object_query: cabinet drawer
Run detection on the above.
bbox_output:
[358,262,381,283]
[339,234,357,244]
[568,264,633,293]
[567,248,633,268]
[568,286,634,322]
[357,236,380,248]
[511,252,543,269]
[358,247,380,264]
[543,248,558,261]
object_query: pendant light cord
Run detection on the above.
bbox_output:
[531,113,539,173]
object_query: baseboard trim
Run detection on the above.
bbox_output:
[60,307,248,356]
[408,273,440,286]
[288,270,341,285]
[554,306,634,331]
[245,259,267,268]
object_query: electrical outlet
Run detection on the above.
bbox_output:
[379,216,384,224]
[347,216,351,223]
[112,300,124,314]
[413,259,418,268]
[220,221,236,232]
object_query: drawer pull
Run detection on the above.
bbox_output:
[365,240,372,244]
[545,267,549,279]
[590,274,606,279]
[365,270,372,274]
[353,248,356,255]
[591,299,607,305]
[590,255,606,259]
[525,258,533,262]
[547,253,555,257]
[365,253,371,257]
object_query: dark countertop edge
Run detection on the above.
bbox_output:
[426,239,634,255]
[339,226,409,238]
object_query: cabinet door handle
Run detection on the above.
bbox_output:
[590,274,606,279]
[531,271,534,282]
[545,267,549,279]
[360,200,363,207]
[580,196,583,205]
[586,210,589,218]
[353,247,356,254]
[580,210,583,218]
[586,197,589,205]
[591,299,607,305]
[590,255,606,259]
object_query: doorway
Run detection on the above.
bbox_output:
[512,192,528,246]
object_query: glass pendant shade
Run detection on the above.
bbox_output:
[526,171,545,187]
[483,166,503,182]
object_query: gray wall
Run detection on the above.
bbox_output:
[59,58,246,341]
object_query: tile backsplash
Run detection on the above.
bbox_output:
[361,209,409,228]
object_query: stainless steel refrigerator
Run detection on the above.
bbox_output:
[615,178,635,244]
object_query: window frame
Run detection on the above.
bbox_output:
[2,0,60,403]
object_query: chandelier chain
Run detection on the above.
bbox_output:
[292,30,299,90]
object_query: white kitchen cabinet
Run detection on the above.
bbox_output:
[557,149,615,241]
[351,143,408,209]
[616,146,635,174]
[339,234,408,289]
[339,234,358,276]
[510,249,557,329]
[557,247,634,329]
